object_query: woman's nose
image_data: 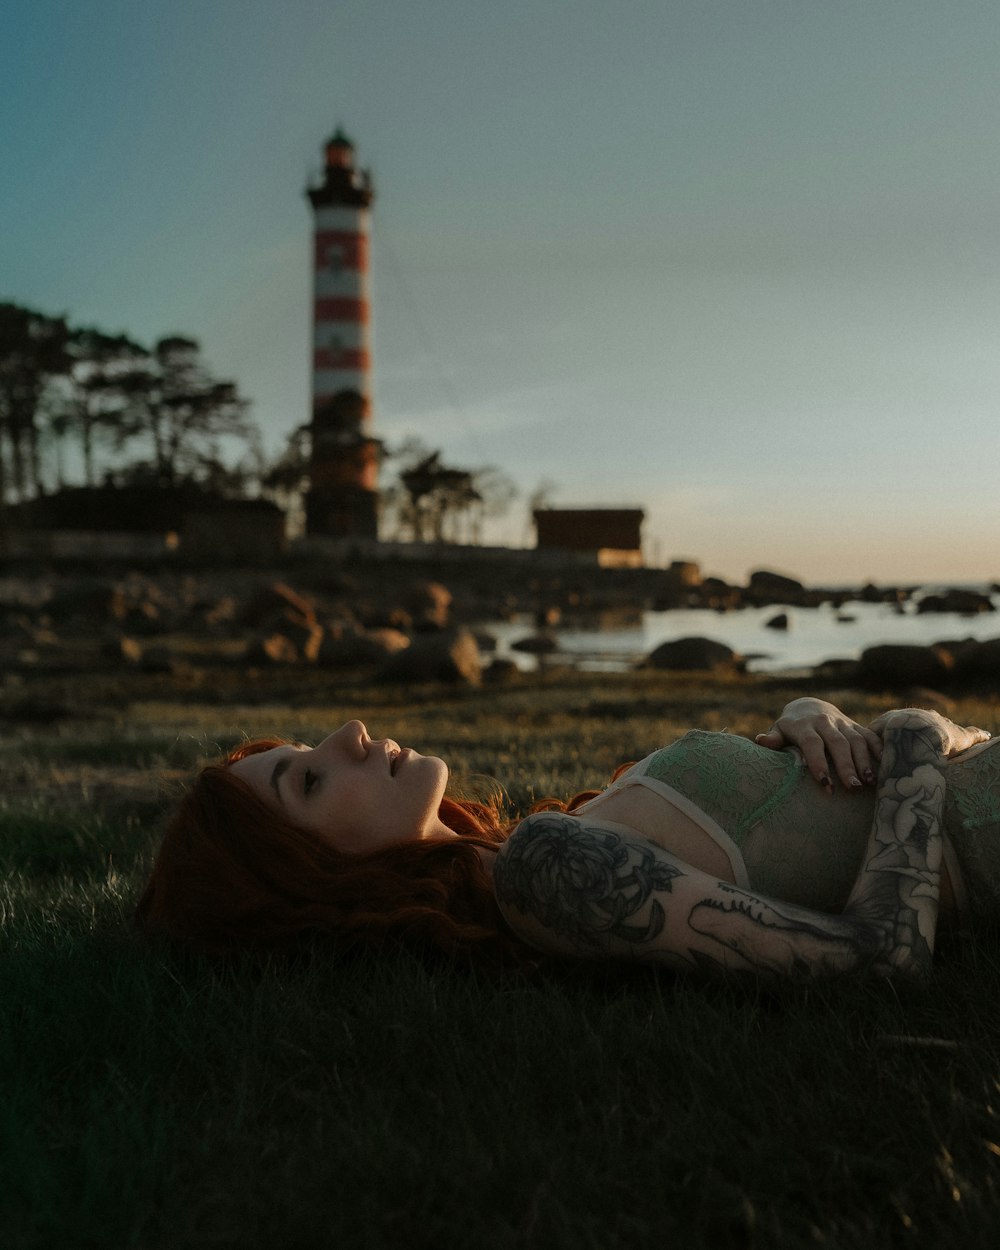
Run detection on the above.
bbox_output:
[317,720,368,755]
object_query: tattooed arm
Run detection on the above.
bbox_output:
[493,810,882,977]
[493,710,989,978]
[844,709,989,976]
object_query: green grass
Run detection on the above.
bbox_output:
[2,669,1000,1248]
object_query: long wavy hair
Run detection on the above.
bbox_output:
[137,738,605,967]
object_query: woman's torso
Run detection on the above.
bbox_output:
[576,730,1000,923]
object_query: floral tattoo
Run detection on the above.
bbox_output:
[493,813,682,950]
[846,722,946,975]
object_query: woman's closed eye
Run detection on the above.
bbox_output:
[303,769,319,796]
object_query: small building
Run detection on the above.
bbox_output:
[533,508,644,568]
[180,497,287,562]
[1,486,286,563]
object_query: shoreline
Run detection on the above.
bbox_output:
[1,553,998,694]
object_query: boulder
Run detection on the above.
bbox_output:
[203,596,239,629]
[950,637,1000,685]
[118,601,162,636]
[402,580,452,631]
[140,644,176,674]
[386,607,414,632]
[358,602,412,631]
[474,630,498,653]
[239,581,315,628]
[0,612,48,644]
[376,627,481,686]
[666,560,702,587]
[812,658,862,682]
[101,635,143,665]
[651,588,688,611]
[245,633,300,665]
[744,572,825,609]
[916,589,995,616]
[860,583,910,605]
[696,578,743,612]
[280,618,325,663]
[858,643,954,687]
[484,657,521,684]
[243,616,324,664]
[510,633,559,654]
[747,569,804,598]
[316,627,410,667]
[641,636,744,673]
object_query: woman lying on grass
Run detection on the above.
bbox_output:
[137,698,999,978]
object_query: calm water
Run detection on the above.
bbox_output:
[485,593,1000,674]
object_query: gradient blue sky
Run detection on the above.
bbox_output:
[3,0,999,583]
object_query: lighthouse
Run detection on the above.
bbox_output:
[305,128,380,539]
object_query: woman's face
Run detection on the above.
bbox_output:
[229,720,454,853]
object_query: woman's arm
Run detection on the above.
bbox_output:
[494,809,880,976]
[844,709,989,975]
[494,711,987,978]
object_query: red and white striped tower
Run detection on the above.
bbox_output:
[305,128,380,538]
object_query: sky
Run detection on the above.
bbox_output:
[2,0,999,585]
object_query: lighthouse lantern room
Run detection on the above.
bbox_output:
[305,128,380,539]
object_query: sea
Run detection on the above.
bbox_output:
[484,587,1000,675]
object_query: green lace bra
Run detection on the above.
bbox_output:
[578,730,1000,925]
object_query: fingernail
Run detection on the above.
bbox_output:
[820,773,832,793]
[864,768,875,785]
[849,775,862,789]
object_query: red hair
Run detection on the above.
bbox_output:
[136,738,537,966]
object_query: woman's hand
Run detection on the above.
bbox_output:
[755,697,883,792]
[868,708,991,758]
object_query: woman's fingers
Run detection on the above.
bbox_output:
[818,723,879,789]
[758,711,883,790]
[860,726,883,760]
[794,728,837,790]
